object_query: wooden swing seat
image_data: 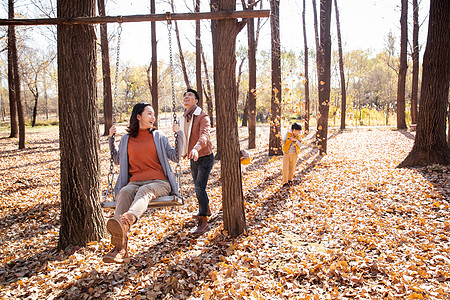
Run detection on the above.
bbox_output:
[101,194,183,209]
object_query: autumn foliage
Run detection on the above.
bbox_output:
[0,126,449,299]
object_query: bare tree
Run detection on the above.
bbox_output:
[236,55,246,116]
[302,0,310,133]
[268,0,283,156]
[7,21,18,138]
[410,0,419,125]
[98,0,113,136]
[151,0,159,124]
[211,0,246,237]
[399,0,450,166]
[195,0,203,107]
[57,0,105,249]
[8,0,25,149]
[201,47,214,126]
[171,0,191,89]
[316,0,332,155]
[334,0,346,130]
[245,0,257,149]
[396,0,408,129]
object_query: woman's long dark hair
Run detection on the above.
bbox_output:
[126,102,151,137]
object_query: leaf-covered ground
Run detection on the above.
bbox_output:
[0,125,449,299]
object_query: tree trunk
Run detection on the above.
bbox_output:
[211,0,246,237]
[247,0,257,149]
[195,0,203,108]
[7,21,18,138]
[97,0,113,136]
[31,79,38,127]
[57,0,105,250]
[269,0,283,156]
[151,0,159,125]
[398,0,450,167]
[236,56,246,122]
[302,0,310,133]
[171,0,190,90]
[334,0,346,130]
[312,0,320,82]
[316,0,332,155]
[9,0,25,149]
[397,0,408,130]
[201,47,214,127]
[410,0,419,125]
[241,95,248,126]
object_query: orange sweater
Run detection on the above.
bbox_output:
[127,129,168,182]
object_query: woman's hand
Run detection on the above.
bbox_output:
[109,125,117,137]
[173,123,181,132]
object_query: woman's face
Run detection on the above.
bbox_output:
[137,106,155,129]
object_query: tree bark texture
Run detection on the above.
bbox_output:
[237,56,246,124]
[9,0,25,149]
[334,0,346,130]
[411,0,419,125]
[397,0,408,130]
[57,0,105,250]
[30,78,38,127]
[316,0,332,155]
[151,0,159,125]
[7,20,18,138]
[211,0,246,237]
[269,0,282,156]
[302,0,310,133]
[201,47,214,126]
[398,0,450,167]
[247,0,257,149]
[196,0,203,108]
[312,0,320,82]
[98,0,113,136]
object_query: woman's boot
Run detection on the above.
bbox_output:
[103,238,130,264]
[106,212,136,248]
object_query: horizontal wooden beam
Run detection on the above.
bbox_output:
[0,10,270,26]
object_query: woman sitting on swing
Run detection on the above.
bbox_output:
[103,102,184,264]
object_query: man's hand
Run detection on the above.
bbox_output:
[188,148,199,161]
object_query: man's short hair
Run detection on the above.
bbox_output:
[291,122,302,131]
[185,88,200,101]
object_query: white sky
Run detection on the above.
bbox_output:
[2,0,430,65]
[107,0,430,65]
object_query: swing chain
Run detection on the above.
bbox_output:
[113,21,123,125]
[103,21,122,206]
[167,15,183,202]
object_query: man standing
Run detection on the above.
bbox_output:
[179,89,214,235]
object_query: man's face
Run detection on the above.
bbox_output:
[183,91,198,110]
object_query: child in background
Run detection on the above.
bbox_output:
[281,122,302,187]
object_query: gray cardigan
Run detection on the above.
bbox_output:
[108,129,184,197]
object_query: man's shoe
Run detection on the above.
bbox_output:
[192,216,208,236]
[193,206,211,218]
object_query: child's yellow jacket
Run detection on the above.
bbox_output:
[282,132,301,154]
